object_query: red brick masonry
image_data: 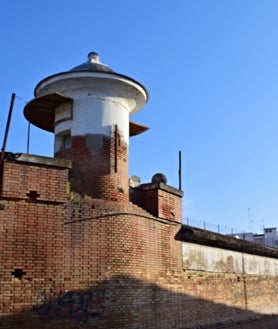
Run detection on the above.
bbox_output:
[0,154,277,329]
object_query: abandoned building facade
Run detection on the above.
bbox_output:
[0,53,278,329]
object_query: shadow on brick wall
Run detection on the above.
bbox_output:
[0,276,277,329]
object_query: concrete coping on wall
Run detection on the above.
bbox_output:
[134,182,184,197]
[176,224,278,259]
[5,152,72,169]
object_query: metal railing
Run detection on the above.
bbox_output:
[183,217,245,236]
[183,217,278,249]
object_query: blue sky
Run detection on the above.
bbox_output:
[1,0,278,233]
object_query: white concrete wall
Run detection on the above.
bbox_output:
[182,242,278,276]
[36,72,148,145]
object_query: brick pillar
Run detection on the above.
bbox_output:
[130,174,183,222]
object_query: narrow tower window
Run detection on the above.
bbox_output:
[55,131,71,152]
[63,135,71,149]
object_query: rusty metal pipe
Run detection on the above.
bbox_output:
[114,124,118,173]
[1,93,16,158]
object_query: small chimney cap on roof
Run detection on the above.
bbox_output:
[152,173,167,185]
[70,51,114,73]
[88,52,100,62]
[129,175,141,188]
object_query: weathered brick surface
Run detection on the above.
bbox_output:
[1,161,68,203]
[0,159,277,329]
[130,183,183,222]
[56,134,128,202]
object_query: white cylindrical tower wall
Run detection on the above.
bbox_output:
[25,54,148,202]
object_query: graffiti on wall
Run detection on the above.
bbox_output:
[34,288,107,323]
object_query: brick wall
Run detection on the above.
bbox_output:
[56,134,129,202]
[0,158,278,329]
[130,182,183,223]
[1,160,68,203]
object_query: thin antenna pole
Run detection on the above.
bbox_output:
[0,93,16,164]
[178,150,182,190]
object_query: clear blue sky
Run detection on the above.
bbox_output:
[1,0,278,233]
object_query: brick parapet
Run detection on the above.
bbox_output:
[130,182,183,223]
[1,155,69,203]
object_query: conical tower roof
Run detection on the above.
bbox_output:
[70,52,114,73]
